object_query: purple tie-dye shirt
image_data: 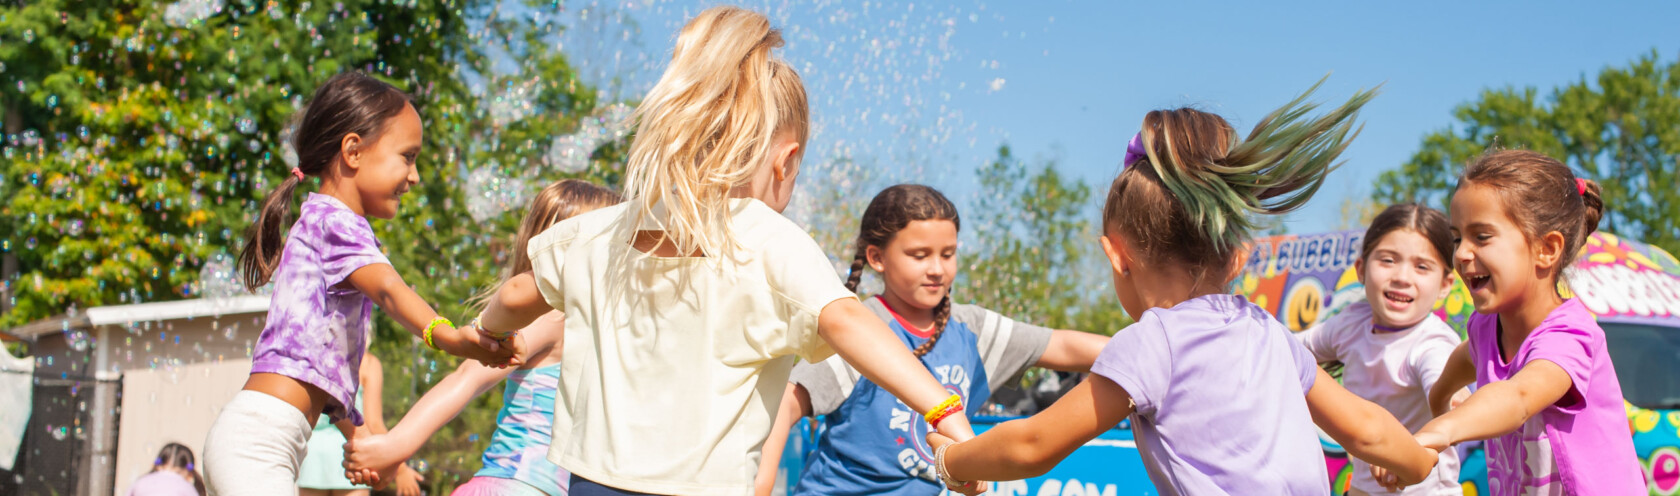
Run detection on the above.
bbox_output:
[250,193,390,425]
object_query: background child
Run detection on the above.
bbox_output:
[1295,203,1463,495]
[126,443,203,496]
[753,184,1108,496]
[460,7,979,495]
[298,354,422,496]
[342,179,623,496]
[929,83,1440,495]
[202,72,515,496]
[1402,149,1644,494]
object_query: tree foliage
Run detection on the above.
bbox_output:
[1373,50,1680,254]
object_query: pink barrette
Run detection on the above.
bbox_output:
[1575,178,1588,195]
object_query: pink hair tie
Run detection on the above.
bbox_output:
[291,168,305,180]
[1575,178,1588,195]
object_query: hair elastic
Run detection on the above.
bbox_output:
[1122,132,1148,168]
[291,168,306,180]
[1575,178,1588,196]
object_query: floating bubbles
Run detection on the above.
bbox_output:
[197,252,247,300]
[65,219,85,237]
[48,425,67,441]
[278,124,298,168]
[65,330,91,352]
[235,117,258,135]
[544,103,634,173]
[463,160,530,223]
[163,0,225,27]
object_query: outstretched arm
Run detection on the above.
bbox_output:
[1417,359,1573,448]
[818,299,975,442]
[932,374,1132,481]
[754,383,813,496]
[346,263,518,367]
[1033,330,1108,372]
[1428,342,1476,417]
[1305,368,1437,486]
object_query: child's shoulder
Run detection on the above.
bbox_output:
[1534,298,1607,341]
[528,203,627,250]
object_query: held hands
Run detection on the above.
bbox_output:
[926,432,986,496]
[342,430,406,488]
[1373,430,1451,492]
[393,464,424,496]
[439,321,521,368]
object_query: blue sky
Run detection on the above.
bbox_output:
[552,0,1680,233]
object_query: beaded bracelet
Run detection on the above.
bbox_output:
[423,316,452,351]
[475,316,517,340]
[934,441,972,489]
[924,393,963,428]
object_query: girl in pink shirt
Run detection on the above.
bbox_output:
[1387,149,1644,494]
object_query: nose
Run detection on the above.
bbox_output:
[407,164,420,185]
[1454,242,1473,272]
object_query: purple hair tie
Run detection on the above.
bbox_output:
[1123,132,1148,168]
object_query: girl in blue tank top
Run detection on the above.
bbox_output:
[754,185,1110,496]
[342,180,622,495]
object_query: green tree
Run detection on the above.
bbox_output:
[0,1,620,491]
[1372,50,1680,254]
[960,146,1130,336]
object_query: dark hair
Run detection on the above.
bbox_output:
[1102,80,1377,284]
[153,442,205,496]
[1361,203,1453,269]
[237,72,414,290]
[845,184,960,357]
[1457,149,1603,282]
[471,180,623,311]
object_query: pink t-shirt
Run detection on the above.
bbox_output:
[1464,299,1643,495]
[126,470,199,496]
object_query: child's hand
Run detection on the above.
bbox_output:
[1372,446,1440,492]
[341,430,403,489]
[440,323,521,368]
[394,464,425,496]
[1414,430,1451,453]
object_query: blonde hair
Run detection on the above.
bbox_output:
[471,180,622,311]
[620,5,809,258]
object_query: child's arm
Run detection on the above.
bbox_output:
[345,264,519,366]
[1428,342,1476,417]
[754,383,813,496]
[1033,330,1108,372]
[344,359,517,478]
[1304,368,1437,485]
[930,375,1133,481]
[1415,359,1573,449]
[817,299,976,442]
[478,273,555,337]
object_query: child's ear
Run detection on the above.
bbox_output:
[1437,272,1456,305]
[340,133,364,170]
[865,244,886,273]
[772,142,800,182]
[1225,246,1250,285]
[1354,257,1367,286]
[1534,230,1568,271]
[1099,233,1129,275]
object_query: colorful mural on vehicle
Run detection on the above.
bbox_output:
[1236,230,1680,495]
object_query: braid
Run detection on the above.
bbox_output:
[844,241,867,293]
[912,293,952,357]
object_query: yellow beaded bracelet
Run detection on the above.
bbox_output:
[924,393,963,428]
[423,316,452,351]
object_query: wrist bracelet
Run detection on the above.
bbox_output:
[423,317,451,350]
[925,393,964,428]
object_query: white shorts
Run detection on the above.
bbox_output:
[203,390,313,496]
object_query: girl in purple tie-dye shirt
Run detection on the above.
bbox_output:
[201,73,517,496]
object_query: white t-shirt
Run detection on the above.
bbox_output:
[528,199,855,495]
[1296,301,1464,495]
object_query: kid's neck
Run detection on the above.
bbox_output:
[1496,284,1565,345]
[316,179,365,216]
[876,292,936,332]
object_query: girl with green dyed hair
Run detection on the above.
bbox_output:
[922,80,1444,495]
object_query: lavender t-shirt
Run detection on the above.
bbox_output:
[1091,294,1326,495]
[1464,299,1643,495]
[249,193,390,425]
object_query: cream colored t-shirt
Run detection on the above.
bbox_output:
[527,199,853,495]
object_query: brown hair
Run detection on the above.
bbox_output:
[1361,203,1453,269]
[153,442,205,496]
[845,185,960,357]
[1456,149,1604,282]
[237,72,413,291]
[1102,81,1378,284]
[471,180,623,310]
